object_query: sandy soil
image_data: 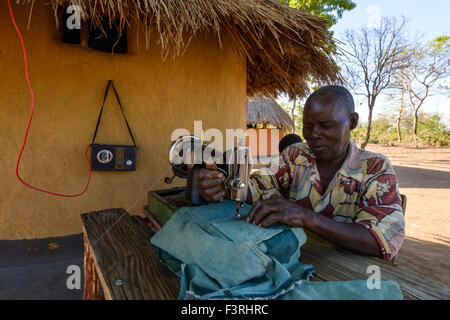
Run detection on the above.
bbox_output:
[366,144,450,287]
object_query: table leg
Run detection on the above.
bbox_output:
[82,233,102,300]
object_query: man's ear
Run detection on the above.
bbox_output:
[349,112,359,130]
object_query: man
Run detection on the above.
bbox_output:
[196,86,405,261]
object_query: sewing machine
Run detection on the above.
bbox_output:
[165,135,252,219]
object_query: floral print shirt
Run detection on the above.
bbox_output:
[248,141,405,261]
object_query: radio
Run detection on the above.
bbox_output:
[91,80,138,171]
[91,144,136,171]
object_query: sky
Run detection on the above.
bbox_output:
[331,0,450,40]
[279,0,450,125]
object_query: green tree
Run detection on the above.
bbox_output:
[417,114,450,147]
[280,0,356,133]
[351,115,397,145]
[280,102,304,136]
[397,36,450,147]
[351,111,450,147]
[281,0,357,30]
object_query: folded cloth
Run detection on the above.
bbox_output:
[151,200,403,300]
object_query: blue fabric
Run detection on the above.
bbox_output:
[150,200,403,300]
[279,280,403,300]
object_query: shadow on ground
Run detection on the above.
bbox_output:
[0,234,84,300]
[394,166,450,188]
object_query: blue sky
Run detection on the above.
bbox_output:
[279,0,450,125]
[331,0,450,40]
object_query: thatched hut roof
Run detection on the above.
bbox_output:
[247,96,293,131]
[18,0,339,99]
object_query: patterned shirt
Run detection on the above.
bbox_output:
[248,140,405,261]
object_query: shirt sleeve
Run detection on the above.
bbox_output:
[248,146,297,203]
[355,157,405,261]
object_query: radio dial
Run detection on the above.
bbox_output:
[97,150,113,164]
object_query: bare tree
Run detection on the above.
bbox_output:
[396,88,406,143]
[386,88,407,144]
[339,16,415,149]
[290,97,297,133]
[398,36,450,147]
[389,70,410,144]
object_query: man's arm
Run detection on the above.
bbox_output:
[352,166,405,261]
[245,198,381,258]
[306,209,381,257]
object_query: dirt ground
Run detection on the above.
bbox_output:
[366,144,450,287]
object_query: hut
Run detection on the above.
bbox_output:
[246,96,294,158]
[0,0,338,239]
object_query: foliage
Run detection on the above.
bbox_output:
[280,102,305,136]
[417,115,450,146]
[281,0,357,29]
[351,117,397,145]
[281,0,356,51]
[395,35,450,146]
[351,113,450,147]
[280,98,450,147]
[429,35,450,52]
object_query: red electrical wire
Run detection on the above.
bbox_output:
[8,0,92,197]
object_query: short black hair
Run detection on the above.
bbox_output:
[279,134,303,153]
[305,85,355,115]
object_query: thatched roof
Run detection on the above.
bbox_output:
[19,0,339,99]
[247,96,293,130]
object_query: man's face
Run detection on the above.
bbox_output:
[302,99,354,161]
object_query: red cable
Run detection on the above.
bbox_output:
[8,0,92,197]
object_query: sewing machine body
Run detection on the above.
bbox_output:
[165,135,252,217]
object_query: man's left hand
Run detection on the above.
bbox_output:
[245,197,313,228]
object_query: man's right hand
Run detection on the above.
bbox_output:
[195,168,226,203]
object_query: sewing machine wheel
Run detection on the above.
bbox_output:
[168,135,202,179]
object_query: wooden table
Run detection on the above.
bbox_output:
[82,207,449,300]
[82,208,179,300]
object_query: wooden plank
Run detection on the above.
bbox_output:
[301,231,449,300]
[81,208,179,300]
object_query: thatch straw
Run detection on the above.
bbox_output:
[247,96,293,131]
[18,0,339,99]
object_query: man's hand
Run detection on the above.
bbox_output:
[245,197,313,228]
[195,168,226,203]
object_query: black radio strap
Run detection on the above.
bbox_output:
[92,80,137,146]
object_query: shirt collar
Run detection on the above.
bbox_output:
[338,140,363,182]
